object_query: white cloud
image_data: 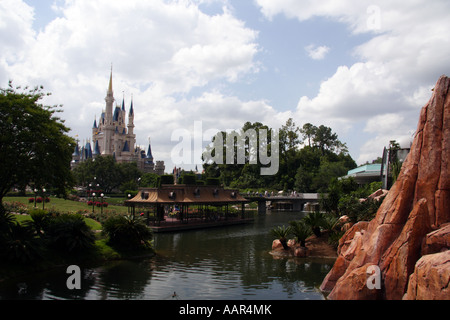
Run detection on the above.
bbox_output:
[305,44,330,60]
[257,0,450,164]
[3,0,450,171]
[0,0,36,83]
[1,0,265,170]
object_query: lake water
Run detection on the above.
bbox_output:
[0,211,335,300]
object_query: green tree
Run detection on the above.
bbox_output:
[289,220,312,247]
[3,222,43,263]
[45,214,96,253]
[0,82,75,212]
[140,172,160,188]
[300,123,317,147]
[303,211,326,237]
[72,156,142,193]
[270,225,292,250]
[102,215,153,249]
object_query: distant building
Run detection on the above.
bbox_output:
[341,143,411,188]
[342,164,383,185]
[71,69,165,175]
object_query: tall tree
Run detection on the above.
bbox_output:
[0,82,75,211]
[300,123,317,147]
[72,156,142,193]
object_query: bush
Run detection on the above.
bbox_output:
[303,211,326,237]
[3,201,28,214]
[180,174,197,185]
[206,177,220,186]
[289,220,312,247]
[338,194,383,223]
[2,223,43,263]
[27,209,50,235]
[270,225,292,250]
[44,214,96,253]
[102,215,153,249]
[159,175,174,185]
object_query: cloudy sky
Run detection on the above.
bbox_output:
[1,0,449,172]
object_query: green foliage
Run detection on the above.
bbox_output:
[179,173,197,185]
[206,177,221,186]
[202,119,356,192]
[140,172,160,188]
[303,211,326,237]
[159,174,174,185]
[270,225,292,250]
[102,215,153,249]
[288,220,312,247]
[44,214,96,253]
[2,201,29,214]
[338,195,384,223]
[320,176,384,223]
[26,209,50,235]
[72,156,141,193]
[3,223,43,263]
[0,82,75,202]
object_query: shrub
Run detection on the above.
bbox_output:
[2,223,43,263]
[27,209,50,236]
[159,174,174,185]
[206,177,220,186]
[303,211,326,237]
[3,201,28,214]
[289,220,312,247]
[180,174,196,185]
[270,225,292,250]
[102,215,153,249]
[44,214,96,253]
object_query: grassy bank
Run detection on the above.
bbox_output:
[3,196,130,215]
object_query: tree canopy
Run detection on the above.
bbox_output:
[202,119,356,192]
[72,156,141,193]
[0,82,75,211]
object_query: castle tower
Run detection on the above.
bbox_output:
[103,68,115,155]
[127,97,136,152]
[72,68,165,175]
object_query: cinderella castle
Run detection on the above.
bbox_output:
[71,70,165,175]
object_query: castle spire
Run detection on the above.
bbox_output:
[129,94,134,116]
[108,64,113,94]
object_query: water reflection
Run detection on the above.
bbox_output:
[0,212,335,300]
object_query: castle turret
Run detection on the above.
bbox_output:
[103,68,115,155]
[127,98,136,152]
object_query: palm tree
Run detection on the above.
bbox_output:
[270,225,292,250]
[289,220,312,247]
[103,215,153,249]
[303,211,326,237]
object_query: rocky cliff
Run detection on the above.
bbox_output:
[320,75,450,300]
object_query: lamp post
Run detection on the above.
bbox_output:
[100,193,104,214]
[42,188,46,210]
[34,189,38,208]
[92,192,96,213]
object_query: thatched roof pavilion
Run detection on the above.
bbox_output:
[125,185,251,232]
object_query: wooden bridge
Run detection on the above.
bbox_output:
[244,193,324,213]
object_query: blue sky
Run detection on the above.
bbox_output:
[2,0,450,172]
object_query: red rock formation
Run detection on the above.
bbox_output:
[403,250,450,300]
[320,75,450,300]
